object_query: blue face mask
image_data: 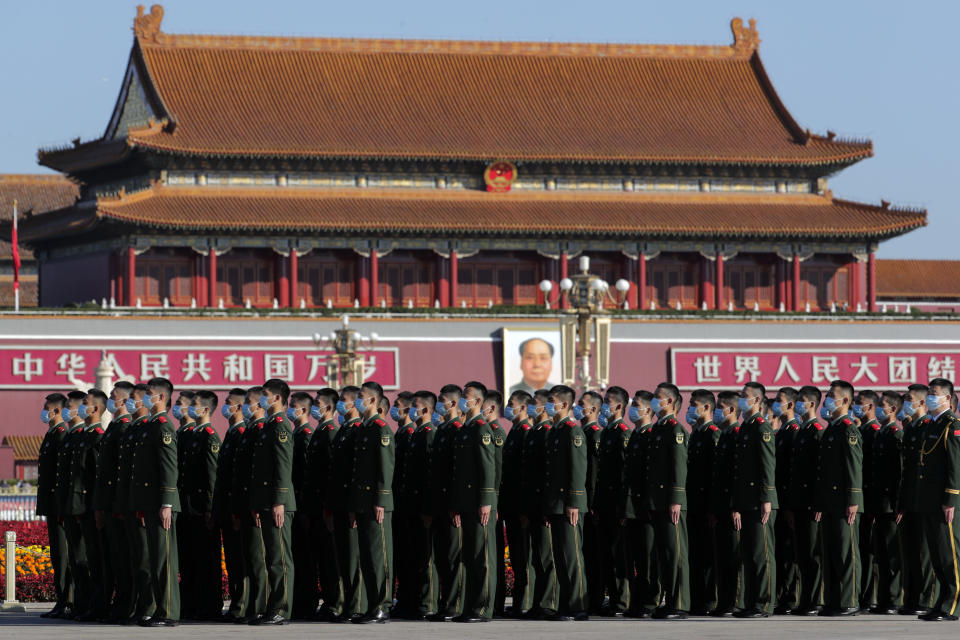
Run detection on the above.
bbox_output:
[408,407,420,421]
[713,408,724,424]
[258,395,272,410]
[338,414,346,426]
[737,397,751,413]
[311,405,323,421]
[897,408,906,421]
[389,406,401,422]
[686,406,699,425]
[651,398,662,414]
[876,406,887,421]
[77,404,88,419]
[336,400,348,416]
[503,406,515,421]
[106,398,117,414]
[435,401,448,417]
[458,397,469,413]
[142,393,154,410]
[598,413,608,428]
[125,399,138,414]
[286,407,298,420]
[241,403,253,421]
[771,401,783,417]
[852,404,864,419]
[431,411,443,427]
[544,402,557,417]
[820,405,831,420]
[41,409,50,423]
[61,407,73,421]
[222,403,234,419]
[572,405,584,421]
[527,404,538,418]
[600,403,611,418]
[628,405,642,424]
[926,394,944,412]
[354,397,366,414]
[794,401,807,416]
[902,400,916,417]
[172,405,184,420]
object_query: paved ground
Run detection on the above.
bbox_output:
[2,604,959,639]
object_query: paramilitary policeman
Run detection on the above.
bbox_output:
[390,391,416,619]
[595,386,632,616]
[499,390,534,617]
[772,387,801,615]
[815,380,862,617]
[788,386,825,615]
[869,390,904,615]
[172,390,196,618]
[624,390,660,618]
[78,390,108,621]
[349,381,395,624]
[709,391,742,617]
[56,390,90,619]
[855,389,882,611]
[686,389,720,616]
[37,392,72,619]
[731,381,777,618]
[542,385,588,621]
[403,390,440,619]
[915,378,960,621]
[94,382,135,623]
[480,391,506,617]
[577,391,603,616]
[289,391,317,620]
[647,383,690,619]
[233,386,268,623]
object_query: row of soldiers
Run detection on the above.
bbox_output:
[35,375,960,624]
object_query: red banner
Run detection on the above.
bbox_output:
[671,348,957,390]
[0,345,399,390]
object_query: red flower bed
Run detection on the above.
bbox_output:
[0,520,48,546]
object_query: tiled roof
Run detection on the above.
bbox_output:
[48,185,925,240]
[0,175,79,261]
[877,260,960,300]
[41,11,872,168]
[2,434,43,462]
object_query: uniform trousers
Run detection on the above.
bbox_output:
[503,516,533,614]
[104,515,131,618]
[902,512,938,609]
[127,513,155,619]
[256,509,294,619]
[582,511,601,613]
[461,511,497,619]
[793,509,821,610]
[858,513,876,607]
[46,516,72,609]
[529,516,558,613]
[219,514,247,619]
[184,513,223,618]
[596,513,629,612]
[435,517,464,616]
[739,509,776,613]
[688,511,717,612]
[652,510,690,612]
[291,512,318,617]
[356,511,393,615]
[872,512,902,608]
[78,513,106,615]
[922,511,960,617]
[548,514,587,614]
[333,510,365,616]
[775,511,799,609]
[239,512,268,618]
[145,510,181,621]
[63,516,91,613]
[626,516,660,612]
[407,514,438,615]
[314,513,344,615]
[819,511,859,610]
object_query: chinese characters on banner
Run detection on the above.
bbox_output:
[671,349,958,390]
[1,347,399,389]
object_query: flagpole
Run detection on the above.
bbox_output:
[12,199,18,313]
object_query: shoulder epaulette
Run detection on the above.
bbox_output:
[93,426,104,434]
[619,423,628,431]
[476,418,486,426]
[406,426,414,434]
[237,426,245,434]
[424,425,432,432]
[590,424,601,431]
[665,418,677,427]
[522,423,532,431]
[491,421,500,430]
[204,426,215,435]
[815,423,825,431]
[304,427,313,435]
[274,415,283,423]
[756,415,765,424]
[453,420,463,429]
[55,426,64,433]
[842,418,852,426]
[375,418,386,427]
[734,426,740,433]
[709,424,719,432]
[121,417,130,424]
[157,415,167,424]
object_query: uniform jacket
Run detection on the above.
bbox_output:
[36,422,67,517]
[116,415,148,513]
[301,419,336,517]
[645,415,688,512]
[596,418,633,517]
[93,415,130,512]
[405,421,437,516]
[915,410,960,513]
[59,423,104,516]
[176,423,196,493]
[429,418,458,516]
[868,420,902,515]
[520,421,550,517]
[774,418,800,511]
[213,422,245,518]
[394,422,418,514]
[858,419,881,513]
[542,415,587,515]
[625,424,653,519]
[814,414,863,513]
[347,413,395,514]
[450,413,497,513]
[687,420,720,514]
[230,418,261,515]
[788,418,824,512]
[582,421,603,512]
[250,412,296,511]
[292,422,314,509]
[708,423,738,515]
[182,423,220,515]
[899,415,933,513]
[731,412,777,512]
[130,412,180,513]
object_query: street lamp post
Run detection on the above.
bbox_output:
[540,256,630,392]
[312,314,378,388]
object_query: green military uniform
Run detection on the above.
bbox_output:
[328,416,366,618]
[490,419,505,616]
[624,423,660,615]
[130,411,180,622]
[348,413,394,616]
[815,413,862,611]
[774,417,800,611]
[542,414,587,616]
[37,421,71,614]
[291,420,316,618]
[917,409,960,618]
[899,414,938,611]
[392,422,415,616]
[710,421,743,614]
[213,420,247,620]
[687,419,720,614]
[858,418,882,608]
[789,417,825,613]
[595,418,632,613]
[94,414,132,620]
[581,420,603,614]
[250,411,296,620]
[498,417,533,615]
[431,415,464,618]
[175,421,196,617]
[869,417,903,611]
[521,418,558,616]
[450,413,497,619]
[397,421,439,617]
[233,417,268,619]
[302,417,341,618]
[182,422,222,619]
[732,411,777,614]
[118,414,155,620]
[646,414,690,614]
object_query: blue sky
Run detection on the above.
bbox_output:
[2,0,956,258]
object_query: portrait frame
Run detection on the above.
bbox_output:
[502,326,563,396]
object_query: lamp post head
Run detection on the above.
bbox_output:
[539,279,553,293]
[615,279,631,293]
[560,278,574,292]
[579,256,590,274]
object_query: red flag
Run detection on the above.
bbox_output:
[11,199,19,292]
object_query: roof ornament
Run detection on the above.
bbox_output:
[134,4,164,43]
[730,17,760,52]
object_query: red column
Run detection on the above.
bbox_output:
[437,254,450,307]
[700,256,713,310]
[290,251,299,307]
[715,254,724,310]
[370,251,379,307]
[109,253,118,304]
[776,259,786,310]
[637,255,647,310]
[450,250,458,306]
[276,253,290,307]
[209,250,218,307]
[357,253,370,306]
[792,254,801,311]
[850,257,860,311]
[868,252,877,312]
[624,256,638,309]
[559,253,569,310]
[127,246,136,307]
